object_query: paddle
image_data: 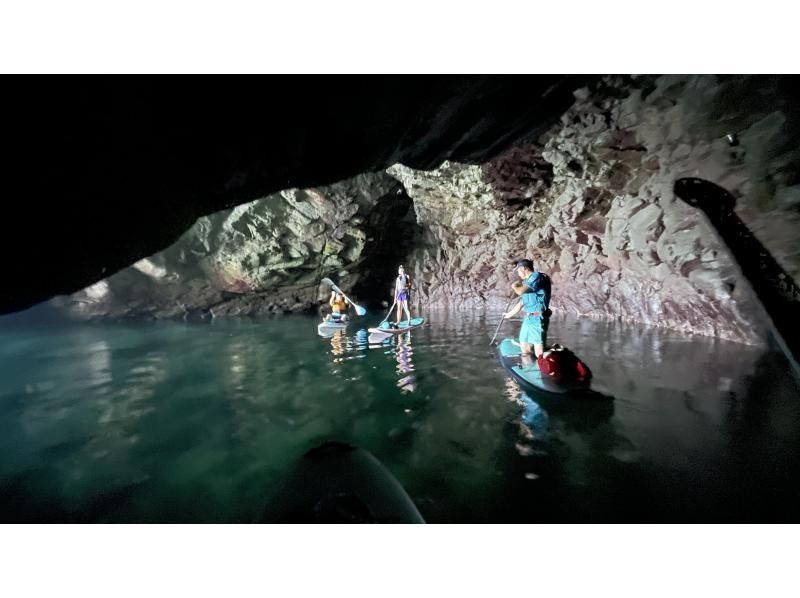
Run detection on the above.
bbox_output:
[321,278,367,316]
[367,299,398,343]
[379,299,397,324]
[489,294,519,346]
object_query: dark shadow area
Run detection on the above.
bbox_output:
[482,144,554,211]
[674,177,800,378]
[1,75,590,315]
[259,441,424,523]
[349,187,424,307]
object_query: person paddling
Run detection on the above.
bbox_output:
[390,265,412,328]
[326,290,350,323]
[503,259,551,360]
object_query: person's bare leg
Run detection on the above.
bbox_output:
[403,301,411,322]
[533,343,544,358]
[520,341,534,367]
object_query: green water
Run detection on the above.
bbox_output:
[1,310,799,522]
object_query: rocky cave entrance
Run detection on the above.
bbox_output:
[349,186,424,309]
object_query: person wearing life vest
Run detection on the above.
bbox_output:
[502,258,552,359]
[326,290,350,322]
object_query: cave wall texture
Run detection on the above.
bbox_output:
[53,75,800,345]
[390,75,800,344]
[60,173,412,318]
[1,76,584,315]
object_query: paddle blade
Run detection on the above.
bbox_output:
[355,305,367,316]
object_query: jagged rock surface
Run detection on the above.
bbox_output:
[3,76,586,315]
[388,76,800,344]
[61,76,800,345]
[63,173,409,318]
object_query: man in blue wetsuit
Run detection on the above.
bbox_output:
[502,258,551,360]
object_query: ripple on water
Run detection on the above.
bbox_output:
[0,311,798,522]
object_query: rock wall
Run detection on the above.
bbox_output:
[62,173,413,319]
[4,76,586,315]
[388,75,800,345]
[62,75,800,345]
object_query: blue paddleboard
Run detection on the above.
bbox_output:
[498,337,591,396]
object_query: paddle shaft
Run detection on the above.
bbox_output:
[489,294,519,346]
[380,299,398,324]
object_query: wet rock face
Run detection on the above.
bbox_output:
[59,75,799,345]
[3,76,585,315]
[388,75,800,344]
[63,173,412,318]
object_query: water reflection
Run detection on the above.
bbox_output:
[503,377,549,457]
[324,329,370,385]
[371,331,418,393]
[329,330,346,359]
[394,333,416,393]
[1,311,798,522]
[327,329,369,361]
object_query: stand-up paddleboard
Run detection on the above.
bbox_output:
[317,319,349,337]
[368,317,425,344]
[260,441,424,523]
[369,317,425,335]
[498,338,592,396]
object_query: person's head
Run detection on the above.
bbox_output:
[398,265,405,275]
[512,258,534,279]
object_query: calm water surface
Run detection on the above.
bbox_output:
[1,310,798,522]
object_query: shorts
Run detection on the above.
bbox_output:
[397,290,409,302]
[519,315,548,346]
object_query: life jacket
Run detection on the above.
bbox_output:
[331,296,347,312]
[537,346,592,384]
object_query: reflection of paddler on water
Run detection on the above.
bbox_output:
[329,329,346,357]
[394,333,416,393]
[329,328,367,361]
[504,377,549,457]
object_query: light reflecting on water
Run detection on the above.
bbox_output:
[0,310,798,522]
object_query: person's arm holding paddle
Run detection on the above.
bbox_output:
[503,298,523,320]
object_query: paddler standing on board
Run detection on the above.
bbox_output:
[502,259,552,361]
[389,265,412,329]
